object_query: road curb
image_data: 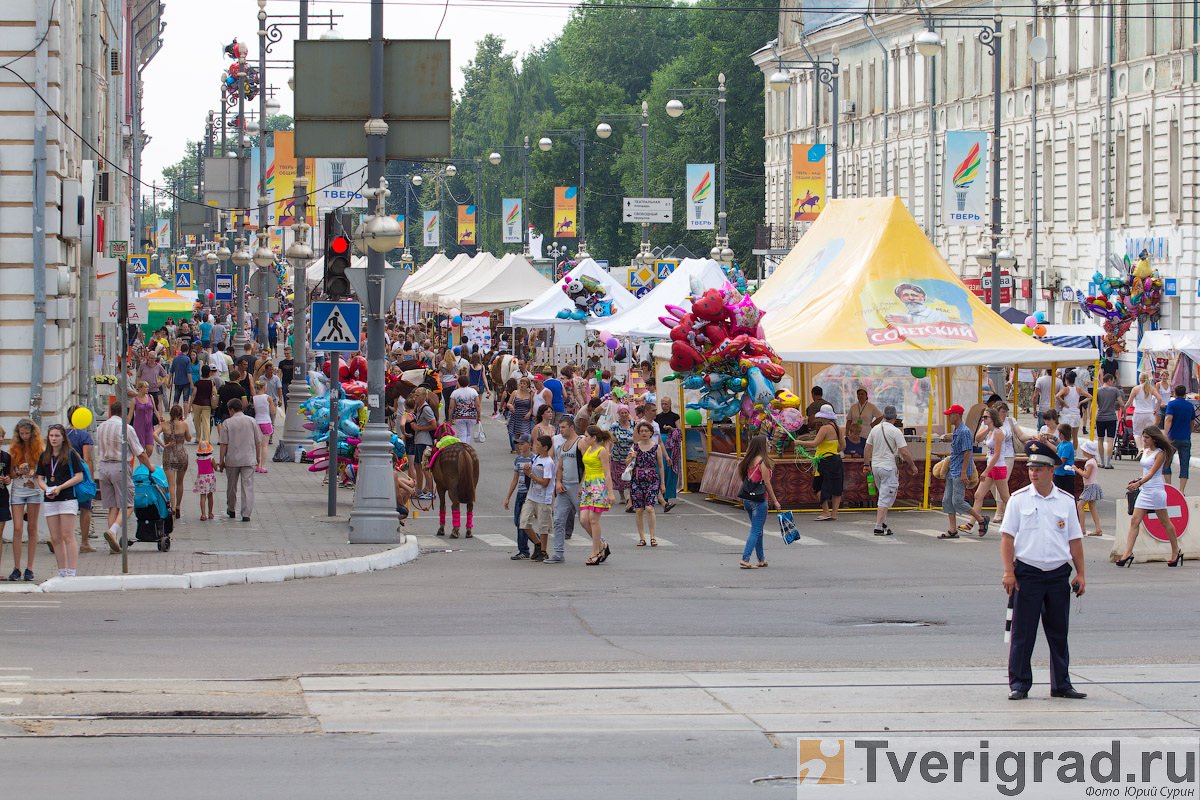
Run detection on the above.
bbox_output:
[4,535,419,593]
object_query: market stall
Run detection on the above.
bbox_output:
[674,197,1096,509]
[453,253,554,316]
[585,258,728,338]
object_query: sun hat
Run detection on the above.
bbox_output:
[1080,439,1098,457]
[197,441,213,455]
[815,403,838,421]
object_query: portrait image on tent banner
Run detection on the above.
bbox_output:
[862,279,978,347]
[791,144,826,222]
[457,205,476,246]
[502,199,522,243]
[686,164,715,230]
[943,131,988,227]
[554,187,577,238]
[423,210,439,247]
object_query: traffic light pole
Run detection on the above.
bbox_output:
[347,0,401,543]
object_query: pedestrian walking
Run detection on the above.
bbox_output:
[967,409,1010,531]
[657,397,682,512]
[439,350,459,410]
[505,435,535,560]
[1055,371,1087,448]
[518,435,556,562]
[1001,440,1087,701]
[737,434,781,569]
[8,420,43,582]
[608,406,635,511]
[65,407,96,553]
[1053,423,1077,498]
[531,404,556,443]
[1128,373,1162,458]
[36,424,86,580]
[938,404,988,538]
[629,421,664,547]
[409,387,436,500]
[0,426,11,576]
[1077,439,1103,536]
[863,406,916,535]
[798,404,844,521]
[549,416,582,565]
[192,365,216,443]
[193,441,216,520]
[1032,369,1053,430]
[139,351,168,416]
[129,381,158,456]
[170,340,194,410]
[95,401,154,554]
[218,397,263,521]
[579,425,615,566]
[252,380,277,472]
[215,366,249,433]
[1161,384,1195,493]
[449,367,481,443]
[156,405,192,518]
[1093,373,1124,469]
[1116,425,1183,567]
[507,377,534,453]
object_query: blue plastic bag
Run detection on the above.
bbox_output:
[778,510,801,545]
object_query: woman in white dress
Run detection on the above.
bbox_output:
[1126,372,1162,459]
[1117,425,1183,567]
[1055,371,1087,449]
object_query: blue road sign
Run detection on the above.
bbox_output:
[129,255,149,275]
[311,301,361,352]
[215,274,234,300]
[635,285,654,299]
[174,270,193,289]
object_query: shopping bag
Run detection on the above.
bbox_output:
[473,426,487,444]
[778,510,801,545]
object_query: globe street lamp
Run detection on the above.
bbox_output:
[230,237,252,348]
[769,53,840,201]
[598,101,650,265]
[485,137,532,255]
[538,130,588,256]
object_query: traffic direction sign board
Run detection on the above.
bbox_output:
[311,301,361,351]
[1144,484,1189,542]
[623,198,673,223]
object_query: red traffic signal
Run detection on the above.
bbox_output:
[330,236,350,255]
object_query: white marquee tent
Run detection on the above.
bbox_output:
[396,253,454,301]
[586,258,728,339]
[447,254,555,315]
[511,258,637,327]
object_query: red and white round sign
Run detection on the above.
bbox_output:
[1143,484,1189,542]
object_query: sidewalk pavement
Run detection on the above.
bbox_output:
[4,458,405,582]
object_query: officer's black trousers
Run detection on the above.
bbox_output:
[1008,560,1073,692]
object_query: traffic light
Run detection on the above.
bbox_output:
[324,211,351,298]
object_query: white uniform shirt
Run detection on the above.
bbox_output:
[999,484,1082,571]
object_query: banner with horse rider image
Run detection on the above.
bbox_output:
[791,144,826,222]
[553,187,577,238]
[457,205,477,246]
[942,130,988,227]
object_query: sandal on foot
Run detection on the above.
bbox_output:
[650,538,658,547]
[663,502,676,513]
[938,530,960,539]
[1085,530,1104,536]
[757,560,768,567]
[637,539,647,546]
[585,554,603,565]
[814,514,833,521]
[739,560,758,569]
[957,523,975,533]
[977,516,991,537]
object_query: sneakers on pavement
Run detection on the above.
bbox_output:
[6,568,19,582]
[103,530,122,554]
[543,556,565,563]
[510,552,530,560]
[23,569,34,582]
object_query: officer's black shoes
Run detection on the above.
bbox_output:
[1008,689,1028,701]
[1051,688,1087,699]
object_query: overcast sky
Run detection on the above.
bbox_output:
[140,0,575,192]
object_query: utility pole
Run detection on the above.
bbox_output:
[347,0,401,542]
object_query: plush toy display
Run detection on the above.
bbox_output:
[556,275,617,321]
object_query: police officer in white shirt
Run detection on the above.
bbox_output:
[1000,440,1088,701]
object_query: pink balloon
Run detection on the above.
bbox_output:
[599,330,612,341]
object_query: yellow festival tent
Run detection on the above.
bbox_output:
[754,197,1095,368]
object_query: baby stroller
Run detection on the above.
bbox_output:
[133,464,174,551]
[1113,405,1139,460]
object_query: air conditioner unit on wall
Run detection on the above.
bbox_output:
[110,49,122,75]
[96,170,116,205]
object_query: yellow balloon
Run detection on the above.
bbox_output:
[70,407,93,429]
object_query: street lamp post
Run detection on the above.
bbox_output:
[232,48,249,350]
[538,130,588,257]
[444,158,484,254]
[598,101,650,263]
[769,51,840,204]
[486,138,531,255]
[347,0,403,542]
[666,73,733,261]
[918,0,1003,387]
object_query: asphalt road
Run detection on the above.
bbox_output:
[3,417,1197,798]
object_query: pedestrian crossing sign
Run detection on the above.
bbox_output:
[129,255,149,275]
[311,300,361,351]
[174,268,192,289]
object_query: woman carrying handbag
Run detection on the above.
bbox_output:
[737,435,781,569]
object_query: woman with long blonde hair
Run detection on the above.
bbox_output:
[1128,371,1162,459]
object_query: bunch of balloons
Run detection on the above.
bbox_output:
[556,275,616,321]
[721,263,748,294]
[745,390,806,456]
[223,40,261,100]
[1081,254,1162,355]
[297,376,405,478]
[1018,310,1049,338]
[661,283,784,421]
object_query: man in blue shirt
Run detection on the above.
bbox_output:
[1163,385,1196,493]
[940,404,988,538]
[542,373,566,422]
[170,341,194,408]
[199,317,213,348]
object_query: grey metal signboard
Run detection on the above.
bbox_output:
[294,40,451,160]
[202,157,251,209]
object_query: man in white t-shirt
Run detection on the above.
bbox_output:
[208,343,230,380]
[449,382,480,442]
[1032,369,1053,430]
[863,405,917,536]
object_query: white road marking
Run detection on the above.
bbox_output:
[909,528,980,541]
[474,534,517,548]
[837,529,907,544]
[0,698,23,706]
[614,532,675,547]
[695,531,750,547]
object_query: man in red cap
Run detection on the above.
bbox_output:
[939,404,988,538]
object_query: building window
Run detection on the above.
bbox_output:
[1007,27,1016,89]
[956,40,965,99]
[1090,132,1101,220]
[1042,139,1053,223]
[1169,119,1180,215]
[1024,141,1033,222]
[1024,21,1035,85]
[1115,130,1127,219]
[1068,8,1079,74]
[1142,121,1153,218]
[1066,137,1077,223]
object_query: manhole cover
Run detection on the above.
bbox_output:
[197,551,268,556]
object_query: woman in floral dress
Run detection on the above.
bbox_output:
[628,421,665,546]
[607,405,636,511]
